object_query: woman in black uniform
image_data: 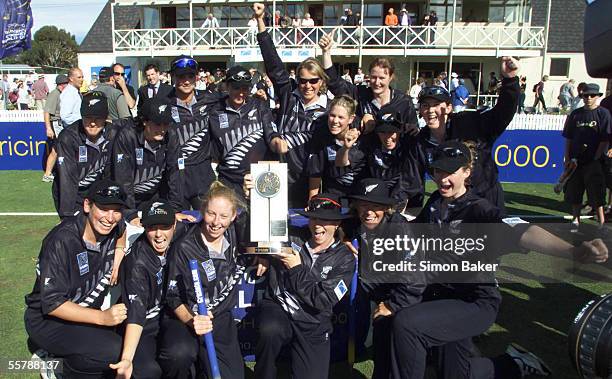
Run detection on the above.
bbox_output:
[111,201,177,379]
[110,97,184,224]
[359,113,423,210]
[253,3,331,207]
[159,182,246,378]
[248,192,356,379]
[307,95,366,200]
[390,141,607,378]
[410,56,520,211]
[208,65,278,201]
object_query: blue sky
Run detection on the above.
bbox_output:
[31,0,107,43]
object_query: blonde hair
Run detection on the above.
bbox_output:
[199,181,247,216]
[330,94,357,117]
[296,58,329,94]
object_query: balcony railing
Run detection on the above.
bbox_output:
[113,25,545,53]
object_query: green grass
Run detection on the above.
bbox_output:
[0,171,610,378]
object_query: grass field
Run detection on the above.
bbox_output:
[0,171,610,378]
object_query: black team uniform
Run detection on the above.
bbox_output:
[257,30,330,207]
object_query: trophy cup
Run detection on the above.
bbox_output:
[244,162,292,254]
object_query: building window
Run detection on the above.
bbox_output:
[550,58,570,77]
[362,4,382,26]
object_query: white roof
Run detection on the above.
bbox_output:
[0,64,41,73]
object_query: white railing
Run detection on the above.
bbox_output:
[507,114,566,131]
[114,25,545,52]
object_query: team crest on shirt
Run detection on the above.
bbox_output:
[334,279,348,300]
[199,104,207,116]
[321,266,333,279]
[449,219,463,235]
[58,157,64,165]
[76,251,89,276]
[116,153,124,163]
[128,294,138,303]
[168,280,177,290]
[247,108,257,121]
[171,106,180,122]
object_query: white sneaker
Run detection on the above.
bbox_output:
[506,343,552,377]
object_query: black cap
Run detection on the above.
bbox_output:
[296,193,352,220]
[86,179,127,207]
[418,86,451,103]
[98,67,113,80]
[374,112,402,134]
[141,97,173,125]
[55,74,69,85]
[81,91,109,119]
[141,201,175,227]
[582,83,603,96]
[225,65,252,83]
[171,55,198,76]
[346,178,396,206]
[429,140,471,174]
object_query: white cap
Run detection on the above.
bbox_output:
[451,72,458,78]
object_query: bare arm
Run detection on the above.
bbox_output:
[48,301,126,326]
[308,177,321,199]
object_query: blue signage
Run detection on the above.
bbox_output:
[0,121,47,170]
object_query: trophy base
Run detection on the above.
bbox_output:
[243,241,293,255]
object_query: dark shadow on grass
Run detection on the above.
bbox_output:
[503,190,570,214]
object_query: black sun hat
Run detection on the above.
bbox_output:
[141,97,173,125]
[296,193,352,220]
[86,179,127,207]
[346,178,396,206]
[429,140,471,174]
[141,201,175,227]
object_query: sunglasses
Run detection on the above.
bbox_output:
[96,186,126,200]
[418,86,451,99]
[171,57,198,71]
[229,72,253,82]
[307,197,341,212]
[433,147,465,160]
[582,94,598,98]
[298,77,321,85]
[113,72,125,77]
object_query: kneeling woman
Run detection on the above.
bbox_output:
[390,141,607,378]
[251,193,356,379]
[160,181,247,378]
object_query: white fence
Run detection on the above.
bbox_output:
[0,110,44,122]
[114,25,545,53]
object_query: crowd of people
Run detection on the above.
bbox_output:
[21,3,611,379]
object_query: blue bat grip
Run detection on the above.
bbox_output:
[189,259,222,379]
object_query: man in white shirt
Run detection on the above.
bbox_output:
[354,68,365,86]
[59,68,84,126]
[202,13,220,28]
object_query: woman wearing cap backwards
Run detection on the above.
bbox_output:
[109,97,188,226]
[319,32,418,135]
[110,201,180,379]
[384,141,607,378]
[253,3,331,207]
[25,180,128,377]
[344,178,426,379]
[242,185,356,379]
[160,181,247,378]
[206,64,279,200]
[53,91,119,218]
[410,57,520,212]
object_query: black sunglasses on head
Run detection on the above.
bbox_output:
[582,94,598,98]
[298,77,321,85]
[418,86,451,99]
[229,72,253,82]
[434,147,465,160]
[307,197,341,212]
[96,186,126,200]
[113,72,125,77]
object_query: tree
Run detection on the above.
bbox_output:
[11,26,78,70]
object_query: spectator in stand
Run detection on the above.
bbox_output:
[42,74,71,183]
[384,8,399,26]
[16,81,31,110]
[452,78,470,112]
[345,8,358,27]
[301,13,315,44]
[196,73,207,91]
[558,78,576,111]
[399,8,411,26]
[518,76,527,113]
[59,67,84,126]
[439,71,449,89]
[429,11,438,25]
[292,14,302,28]
[201,13,219,28]
[248,16,259,44]
[487,72,499,95]
[89,79,98,91]
[274,10,281,26]
[409,77,425,107]
[354,68,365,86]
[570,82,587,112]
[339,9,349,25]
[449,72,459,92]
[32,74,49,110]
[533,75,548,114]
[562,83,611,230]
[95,67,131,121]
[341,68,353,84]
